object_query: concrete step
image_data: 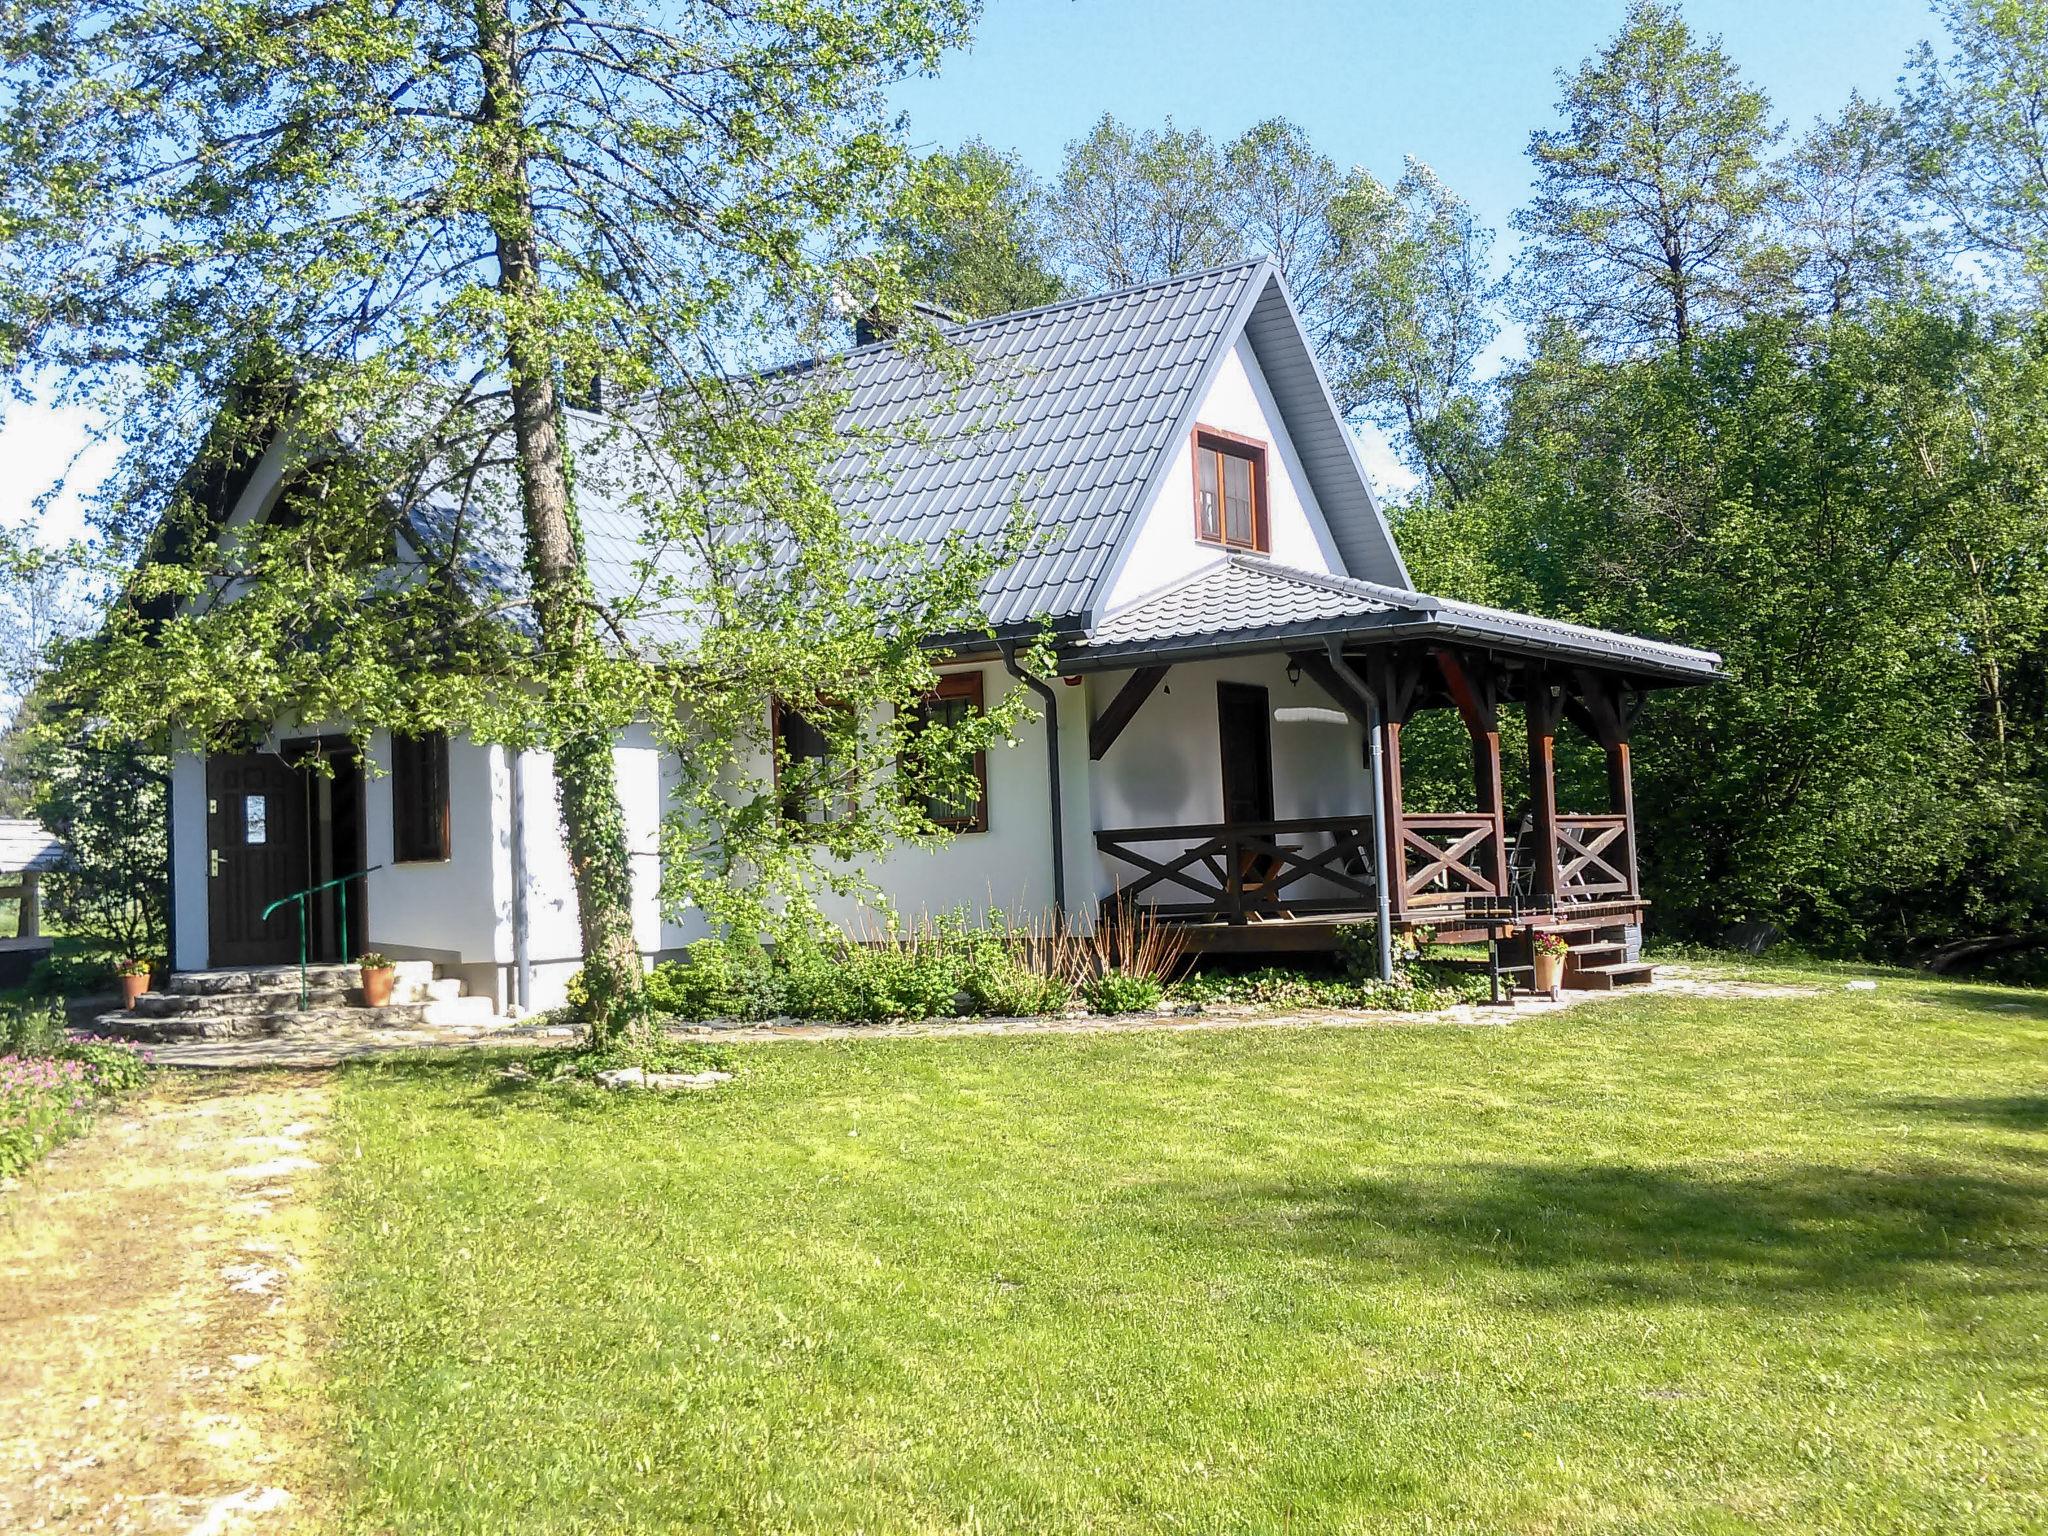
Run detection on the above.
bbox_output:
[1564,962,1655,991]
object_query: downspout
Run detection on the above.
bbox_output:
[509,748,532,1012]
[1325,639,1395,983]
[1001,643,1066,916]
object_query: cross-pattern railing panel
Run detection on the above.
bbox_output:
[1095,816,1379,923]
[1555,813,1632,900]
[1398,813,1504,911]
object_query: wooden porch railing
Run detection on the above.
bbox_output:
[1399,812,1505,913]
[1095,816,1379,923]
[1095,811,1633,926]
[1555,813,1635,900]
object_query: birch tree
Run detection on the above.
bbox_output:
[0,0,1028,1041]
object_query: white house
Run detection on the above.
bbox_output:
[154,260,1719,1013]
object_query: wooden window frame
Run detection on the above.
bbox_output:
[391,731,451,864]
[772,697,854,825]
[907,671,989,834]
[1190,425,1270,554]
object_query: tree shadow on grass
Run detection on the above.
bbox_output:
[1175,1160,2048,1310]
[1880,1095,2048,1132]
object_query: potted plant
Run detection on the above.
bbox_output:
[1531,932,1570,999]
[117,956,153,1008]
[357,951,397,1007]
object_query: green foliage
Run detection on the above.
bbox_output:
[1902,0,2048,296]
[1077,970,1163,1015]
[0,1012,150,1178]
[0,998,64,1057]
[0,0,1023,1045]
[1169,963,1489,1013]
[1400,304,2048,957]
[1514,0,1782,353]
[644,941,781,1023]
[26,729,167,967]
[884,141,1067,319]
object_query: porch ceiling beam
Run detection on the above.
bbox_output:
[1088,665,1169,761]
[1433,649,1498,735]
[1289,650,1374,728]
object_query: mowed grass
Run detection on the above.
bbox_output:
[322,964,2048,1534]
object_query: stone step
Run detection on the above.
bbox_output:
[162,960,436,997]
[129,985,359,1017]
[93,993,499,1042]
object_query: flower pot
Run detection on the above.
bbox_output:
[360,965,396,1008]
[1532,950,1566,998]
[119,972,149,1008]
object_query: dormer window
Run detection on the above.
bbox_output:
[1192,428,1268,553]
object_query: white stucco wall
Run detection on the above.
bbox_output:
[1101,337,1348,612]
[1084,653,1375,908]
[797,663,1084,936]
[357,731,512,974]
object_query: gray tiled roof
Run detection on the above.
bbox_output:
[1087,555,1410,648]
[1075,556,1722,681]
[0,819,62,875]
[411,259,1412,642]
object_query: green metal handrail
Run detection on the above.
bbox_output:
[261,865,383,1010]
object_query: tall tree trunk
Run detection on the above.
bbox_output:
[475,0,645,1040]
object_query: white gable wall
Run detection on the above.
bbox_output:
[1101,337,1347,613]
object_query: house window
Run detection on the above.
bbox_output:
[773,700,849,824]
[1192,428,1268,553]
[908,672,988,833]
[392,731,451,863]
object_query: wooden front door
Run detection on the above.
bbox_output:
[1217,682,1276,824]
[206,752,312,968]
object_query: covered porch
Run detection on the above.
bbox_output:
[1066,558,1720,984]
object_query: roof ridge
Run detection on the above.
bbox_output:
[743,258,1273,387]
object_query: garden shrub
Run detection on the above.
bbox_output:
[645,940,781,1021]
[1080,970,1163,1014]
[0,1009,151,1179]
[1169,962,1491,1013]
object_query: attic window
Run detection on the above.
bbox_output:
[1192,428,1268,553]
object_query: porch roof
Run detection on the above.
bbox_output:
[0,819,62,876]
[1068,555,1722,684]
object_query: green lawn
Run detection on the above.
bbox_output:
[323,962,2048,1534]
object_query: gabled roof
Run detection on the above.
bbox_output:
[0,819,62,876]
[478,259,1410,639]
[1073,556,1723,683]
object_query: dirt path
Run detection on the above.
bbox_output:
[0,1072,332,1534]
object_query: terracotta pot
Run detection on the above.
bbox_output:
[1532,949,1566,998]
[361,965,396,1008]
[119,971,149,1008]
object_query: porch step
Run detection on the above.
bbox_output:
[161,960,436,997]
[93,962,497,1042]
[1563,961,1655,991]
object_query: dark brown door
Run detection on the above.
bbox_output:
[1217,682,1275,825]
[206,752,312,967]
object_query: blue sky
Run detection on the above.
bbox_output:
[2,0,1944,546]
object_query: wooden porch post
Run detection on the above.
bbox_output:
[18,872,39,941]
[1569,669,1643,900]
[1525,672,1564,905]
[1435,650,1506,897]
[1368,654,1421,921]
